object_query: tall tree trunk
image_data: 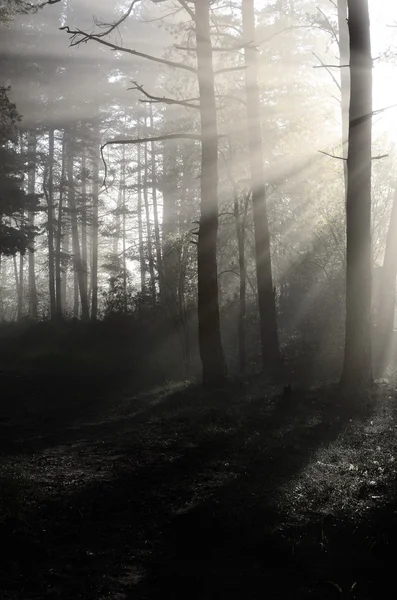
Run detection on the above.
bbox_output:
[0,255,3,321]
[73,269,79,318]
[27,131,38,319]
[81,151,88,294]
[149,104,164,301]
[374,186,397,376]
[47,128,57,318]
[234,190,248,373]
[61,230,69,313]
[338,0,350,188]
[143,117,157,304]
[195,0,226,384]
[340,0,373,391]
[18,252,24,319]
[161,119,179,305]
[242,0,280,374]
[121,147,128,311]
[137,139,146,294]
[67,130,89,321]
[56,132,66,317]
[91,124,100,321]
[13,255,20,317]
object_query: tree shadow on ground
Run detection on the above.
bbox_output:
[0,377,381,599]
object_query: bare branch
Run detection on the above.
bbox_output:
[312,52,341,92]
[177,0,195,21]
[313,63,349,69]
[318,150,346,160]
[319,150,390,162]
[129,80,200,109]
[316,6,339,48]
[214,65,247,76]
[91,1,141,39]
[60,25,197,75]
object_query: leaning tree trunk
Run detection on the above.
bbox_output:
[340,0,373,391]
[27,131,38,319]
[242,0,280,374]
[195,0,226,384]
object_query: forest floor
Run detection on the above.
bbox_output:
[1,369,397,599]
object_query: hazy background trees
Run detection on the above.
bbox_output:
[1,0,397,387]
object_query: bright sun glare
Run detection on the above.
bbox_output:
[370,1,397,136]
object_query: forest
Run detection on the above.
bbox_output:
[1,0,397,598]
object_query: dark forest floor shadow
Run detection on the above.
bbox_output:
[0,373,396,599]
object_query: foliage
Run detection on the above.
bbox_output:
[0,86,36,256]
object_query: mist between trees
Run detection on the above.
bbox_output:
[1,0,397,389]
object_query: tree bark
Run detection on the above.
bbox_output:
[161,116,179,305]
[242,0,280,374]
[67,129,89,321]
[195,0,226,384]
[27,130,38,319]
[234,189,249,373]
[18,252,24,320]
[143,117,157,304]
[81,150,88,294]
[137,138,146,294]
[149,104,164,301]
[91,125,100,321]
[47,128,57,318]
[56,132,66,318]
[340,0,373,391]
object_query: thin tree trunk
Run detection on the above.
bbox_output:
[122,147,128,311]
[61,230,69,313]
[47,128,56,318]
[81,151,88,295]
[113,162,122,256]
[56,132,66,317]
[195,0,226,384]
[137,138,146,294]
[91,124,100,321]
[67,129,89,321]
[73,269,79,317]
[161,120,179,305]
[13,254,20,316]
[242,0,280,374]
[338,0,350,189]
[234,189,248,373]
[18,252,24,319]
[27,131,38,319]
[375,186,397,376]
[0,255,3,321]
[341,0,373,391]
[143,116,157,304]
[149,104,164,300]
